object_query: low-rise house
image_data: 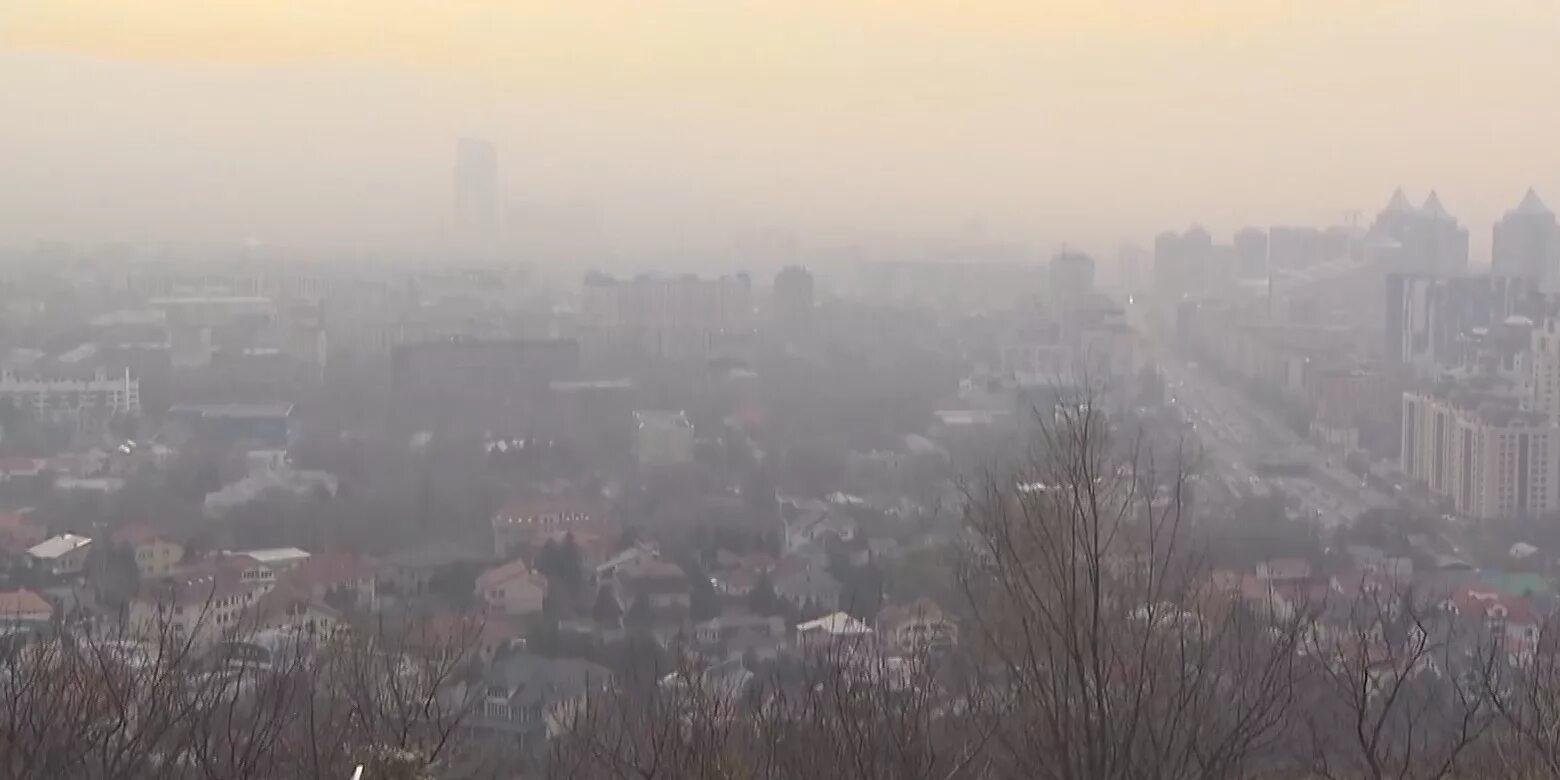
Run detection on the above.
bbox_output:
[709,552,776,598]
[230,547,311,572]
[252,584,345,639]
[1446,586,1542,658]
[380,542,491,598]
[594,544,660,586]
[492,497,599,559]
[113,524,185,578]
[1255,558,1312,584]
[773,567,842,613]
[0,589,53,625]
[0,457,47,482]
[616,558,691,613]
[781,497,858,554]
[282,552,379,611]
[27,533,93,576]
[694,612,788,662]
[0,513,47,555]
[875,598,957,655]
[465,654,611,747]
[129,567,270,648]
[795,611,873,650]
[634,410,694,467]
[476,560,549,618]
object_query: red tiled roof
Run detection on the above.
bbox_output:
[1452,587,1539,625]
[136,568,256,608]
[0,589,52,617]
[113,523,176,547]
[0,457,46,473]
[283,552,378,590]
[493,496,598,524]
[476,559,544,591]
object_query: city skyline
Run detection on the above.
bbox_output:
[2,2,1559,259]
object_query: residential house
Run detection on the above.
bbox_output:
[129,567,271,648]
[113,524,185,578]
[0,457,47,482]
[795,611,873,650]
[781,497,857,554]
[492,496,599,559]
[1255,558,1312,584]
[693,612,788,662]
[282,552,379,611]
[593,544,660,586]
[27,534,93,576]
[230,547,311,572]
[1447,586,1542,659]
[476,559,549,618]
[875,598,957,654]
[773,566,842,613]
[0,589,53,626]
[380,542,491,598]
[465,654,611,747]
[709,551,776,598]
[633,410,694,467]
[252,584,345,639]
[614,557,691,613]
[0,513,47,556]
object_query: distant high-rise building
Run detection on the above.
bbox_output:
[1492,189,1559,285]
[1114,244,1148,293]
[454,138,499,248]
[1153,226,1213,298]
[1531,316,1560,425]
[772,266,815,335]
[1386,273,1540,370]
[1402,390,1559,521]
[1368,188,1469,276]
[1049,251,1095,308]
[1232,228,1268,279]
[580,272,755,361]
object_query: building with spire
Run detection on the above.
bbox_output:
[1493,189,1559,285]
[1369,188,1470,276]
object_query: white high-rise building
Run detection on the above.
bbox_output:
[0,367,141,422]
[1402,391,1558,521]
[1531,317,1560,425]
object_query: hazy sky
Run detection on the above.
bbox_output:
[2,1,1557,260]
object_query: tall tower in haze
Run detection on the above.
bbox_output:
[1368,188,1469,276]
[453,138,498,251]
[1492,189,1558,286]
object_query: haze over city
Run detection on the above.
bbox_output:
[3,1,1559,260]
[10,4,1560,779]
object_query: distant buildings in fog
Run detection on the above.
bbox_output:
[454,138,499,252]
[1492,189,1559,286]
[772,266,815,336]
[1048,251,1095,309]
[579,272,754,361]
[1367,188,1469,276]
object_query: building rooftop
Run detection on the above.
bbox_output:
[167,402,296,419]
[0,589,52,618]
[796,611,872,637]
[27,534,92,560]
[1512,188,1552,217]
[231,547,311,565]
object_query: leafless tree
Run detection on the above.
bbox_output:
[548,637,992,780]
[0,591,488,780]
[1296,582,1498,780]
[957,399,1307,780]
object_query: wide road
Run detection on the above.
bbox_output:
[1158,356,1393,528]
